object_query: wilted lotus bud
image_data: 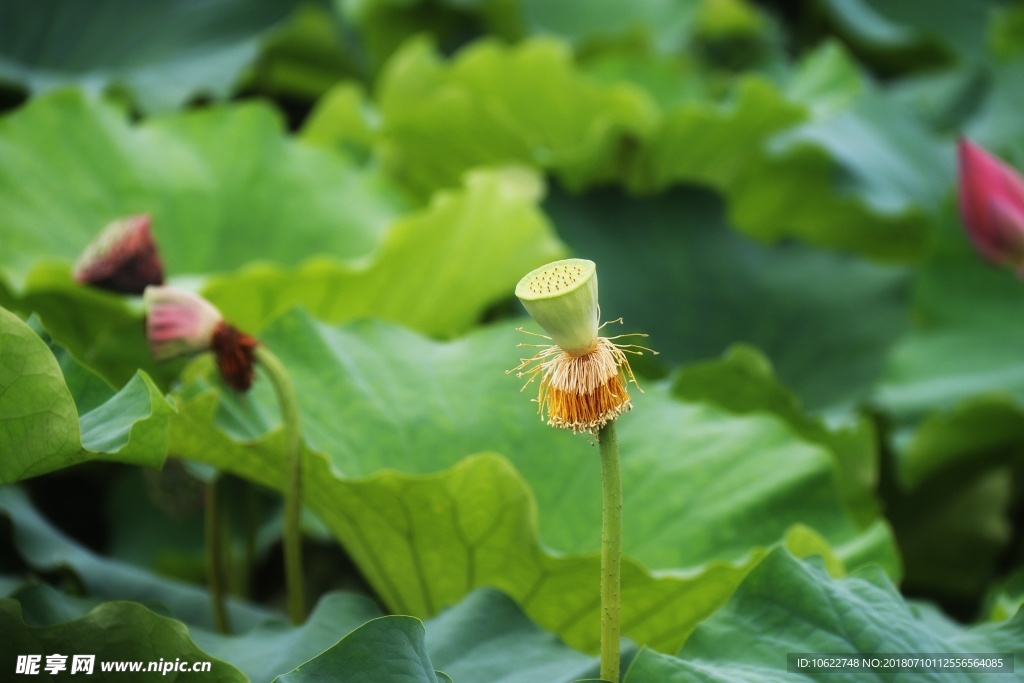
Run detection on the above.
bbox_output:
[509,259,654,433]
[74,215,164,294]
[957,138,1024,269]
[143,286,257,392]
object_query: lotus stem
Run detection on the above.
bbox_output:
[204,479,231,634]
[599,420,622,682]
[254,345,306,624]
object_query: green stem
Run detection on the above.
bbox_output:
[255,345,306,625]
[204,480,231,634]
[598,421,622,683]
[238,481,258,600]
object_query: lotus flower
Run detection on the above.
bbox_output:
[509,259,655,433]
[144,286,257,391]
[957,138,1024,269]
[74,215,164,294]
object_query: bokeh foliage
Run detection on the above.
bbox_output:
[1,0,1023,680]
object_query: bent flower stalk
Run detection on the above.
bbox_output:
[143,285,306,624]
[510,258,654,683]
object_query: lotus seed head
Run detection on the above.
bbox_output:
[515,259,599,356]
[510,259,656,433]
[515,259,595,300]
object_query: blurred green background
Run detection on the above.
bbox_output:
[1,0,1024,679]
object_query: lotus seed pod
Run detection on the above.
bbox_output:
[515,258,599,356]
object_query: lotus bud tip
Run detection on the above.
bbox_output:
[74,215,164,294]
[957,138,1024,269]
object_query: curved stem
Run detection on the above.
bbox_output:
[204,479,231,634]
[255,345,306,624]
[598,421,622,682]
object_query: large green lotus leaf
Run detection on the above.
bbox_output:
[202,167,565,336]
[272,616,441,683]
[0,306,172,484]
[168,311,896,651]
[818,0,1002,62]
[369,37,658,196]
[545,185,910,411]
[623,548,1024,683]
[193,593,385,683]
[7,584,105,627]
[0,599,247,683]
[8,580,608,683]
[0,0,304,112]
[270,590,609,683]
[0,486,276,633]
[420,589,604,682]
[671,345,879,525]
[52,342,121,415]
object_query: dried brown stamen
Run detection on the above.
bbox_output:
[211,321,259,392]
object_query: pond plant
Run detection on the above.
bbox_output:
[1,1,1024,681]
[144,285,307,626]
[511,258,655,681]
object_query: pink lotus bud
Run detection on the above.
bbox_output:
[144,285,259,392]
[957,138,1024,269]
[144,286,223,361]
[74,215,164,294]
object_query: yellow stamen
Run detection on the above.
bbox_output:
[508,331,651,434]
